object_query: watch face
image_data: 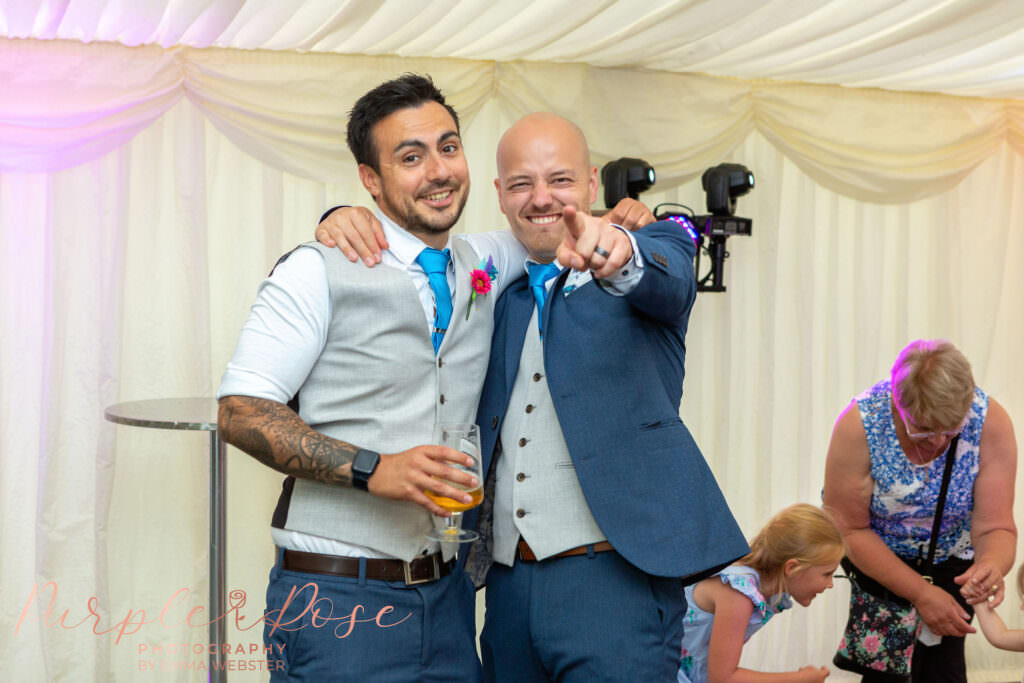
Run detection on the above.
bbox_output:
[352,450,378,491]
[354,449,379,475]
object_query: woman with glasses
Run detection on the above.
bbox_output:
[823,339,1017,682]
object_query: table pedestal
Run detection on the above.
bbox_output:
[105,398,227,683]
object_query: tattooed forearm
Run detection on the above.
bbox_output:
[218,395,359,486]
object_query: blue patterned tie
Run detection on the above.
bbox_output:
[416,248,452,354]
[528,262,561,337]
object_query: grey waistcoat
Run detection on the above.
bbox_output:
[492,309,604,565]
[277,239,495,562]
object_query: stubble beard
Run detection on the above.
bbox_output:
[403,187,468,236]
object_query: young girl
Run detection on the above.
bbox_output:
[677,503,845,683]
[975,564,1024,658]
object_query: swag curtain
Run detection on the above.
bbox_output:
[3,38,1024,199]
[1,36,1023,682]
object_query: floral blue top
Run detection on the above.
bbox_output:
[858,379,988,562]
[677,565,792,683]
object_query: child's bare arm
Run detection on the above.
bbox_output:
[703,581,830,683]
[975,600,1024,652]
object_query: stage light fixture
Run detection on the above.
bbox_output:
[654,162,756,293]
[601,157,656,208]
[701,163,755,216]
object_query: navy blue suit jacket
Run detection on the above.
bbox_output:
[469,220,748,579]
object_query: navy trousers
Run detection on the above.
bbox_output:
[480,549,685,683]
[263,552,481,682]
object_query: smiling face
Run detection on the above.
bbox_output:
[784,558,840,607]
[358,101,469,248]
[494,113,598,263]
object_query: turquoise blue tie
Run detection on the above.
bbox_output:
[528,262,561,337]
[416,248,452,354]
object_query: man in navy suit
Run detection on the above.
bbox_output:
[316,112,748,682]
[465,113,748,682]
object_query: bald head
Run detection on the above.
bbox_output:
[496,113,591,177]
[494,113,598,262]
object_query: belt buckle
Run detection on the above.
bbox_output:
[403,554,440,585]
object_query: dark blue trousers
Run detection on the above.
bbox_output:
[263,552,481,682]
[480,549,685,683]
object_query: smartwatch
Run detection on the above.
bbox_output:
[351,448,381,491]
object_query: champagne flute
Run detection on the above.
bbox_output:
[425,423,484,543]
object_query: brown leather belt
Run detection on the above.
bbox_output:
[516,539,614,562]
[282,549,452,585]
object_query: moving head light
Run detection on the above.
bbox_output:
[655,162,756,293]
[702,163,755,216]
[601,157,656,207]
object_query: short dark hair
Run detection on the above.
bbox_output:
[346,74,460,173]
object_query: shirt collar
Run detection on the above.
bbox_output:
[522,257,564,278]
[376,208,453,266]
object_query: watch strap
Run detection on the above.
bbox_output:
[352,448,381,491]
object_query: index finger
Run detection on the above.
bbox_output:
[562,205,586,240]
[951,618,976,636]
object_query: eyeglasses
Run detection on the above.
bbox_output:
[899,412,966,440]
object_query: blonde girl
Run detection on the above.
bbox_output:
[677,503,846,683]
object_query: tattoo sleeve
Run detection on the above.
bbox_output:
[217,395,358,486]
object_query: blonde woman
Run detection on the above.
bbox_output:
[824,339,1017,682]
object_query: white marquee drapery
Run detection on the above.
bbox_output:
[2,1,1024,681]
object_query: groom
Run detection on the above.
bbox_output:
[468,113,747,681]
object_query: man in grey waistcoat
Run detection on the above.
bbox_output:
[219,77,632,681]
[217,74,520,682]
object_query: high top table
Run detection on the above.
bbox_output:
[105,398,227,682]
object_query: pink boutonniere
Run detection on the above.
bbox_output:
[466,256,499,319]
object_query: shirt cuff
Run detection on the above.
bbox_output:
[595,224,644,296]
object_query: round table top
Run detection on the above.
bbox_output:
[104,397,219,431]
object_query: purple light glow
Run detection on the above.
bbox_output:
[666,214,700,244]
